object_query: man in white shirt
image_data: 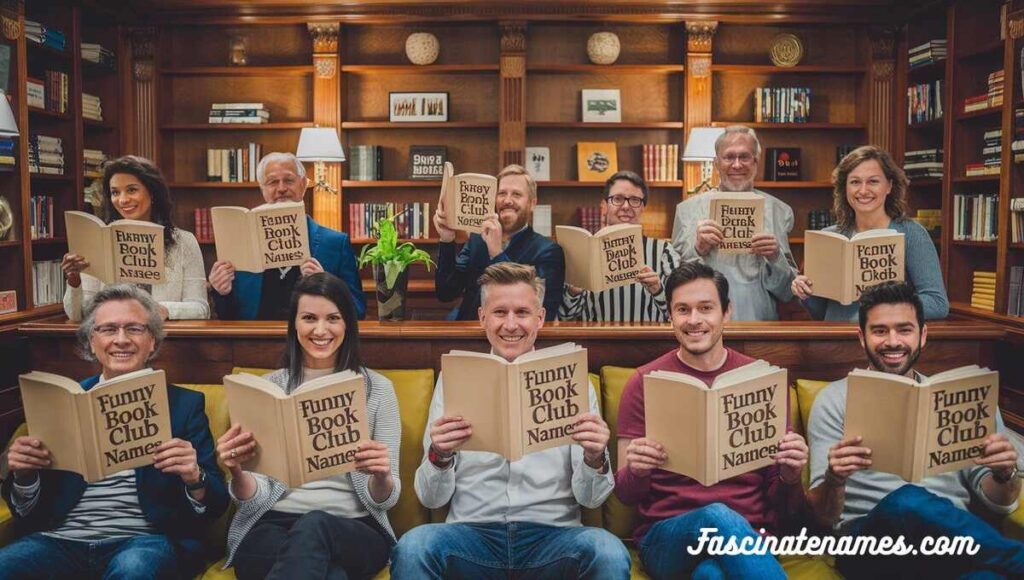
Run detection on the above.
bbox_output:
[390,262,630,579]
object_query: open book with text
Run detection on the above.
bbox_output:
[804,229,905,304]
[19,369,171,483]
[438,161,497,234]
[211,201,310,272]
[557,223,644,292]
[708,192,765,254]
[65,211,165,284]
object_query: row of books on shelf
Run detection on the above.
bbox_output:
[27,71,69,114]
[29,195,55,240]
[754,87,811,124]
[907,80,943,125]
[84,148,106,179]
[32,259,66,307]
[905,148,943,180]
[972,270,996,312]
[1009,266,1024,317]
[807,209,835,231]
[348,202,432,240]
[962,71,1003,113]
[193,208,213,243]
[206,144,262,183]
[349,145,384,181]
[25,20,65,52]
[82,93,102,122]
[81,42,115,69]
[1011,198,1024,244]
[28,134,64,176]
[641,144,678,182]
[909,39,946,69]
[208,103,269,125]
[953,193,998,242]
[0,137,15,171]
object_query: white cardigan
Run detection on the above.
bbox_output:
[63,228,211,321]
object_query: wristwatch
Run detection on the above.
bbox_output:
[993,465,1020,485]
[429,445,455,468]
[185,468,208,491]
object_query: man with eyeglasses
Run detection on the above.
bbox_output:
[671,126,797,321]
[560,170,681,322]
[0,284,228,578]
[208,152,366,320]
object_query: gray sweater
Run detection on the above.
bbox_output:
[801,218,949,322]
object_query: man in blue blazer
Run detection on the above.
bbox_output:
[0,285,228,578]
[434,163,565,320]
[209,152,366,320]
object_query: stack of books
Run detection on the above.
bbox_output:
[965,129,1001,177]
[754,88,811,123]
[988,70,1004,108]
[904,148,943,180]
[80,42,115,68]
[1009,266,1023,316]
[963,94,990,113]
[0,137,16,171]
[28,71,68,114]
[1014,107,1024,163]
[907,80,943,124]
[807,209,835,230]
[83,148,106,179]
[29,195,54,240]
[206,144,262,183]
[908,39,946,69]
[348,202,431,240]
[1010,197,1024,244]
[953,193,998,241]
[207,103,269,124]
[641,144,679,182]
[81,93,102,122]
[577,206,602,234]
[28,134,64,175]
[193,208,213,243]
[910,208,942,237]
[349,145,383,181]
[971,270,996,312]
[32,259,66,307]
[25,20,65,52]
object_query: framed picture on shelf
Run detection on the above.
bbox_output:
[577,142,618,182]
[408,145,446,179]
[389,92,449,122]
[526,146,550,181]
[581,89,621,123]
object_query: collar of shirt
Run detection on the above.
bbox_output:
[502,224,530,251]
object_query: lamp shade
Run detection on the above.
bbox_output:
[296,127,344,162]
[0,91,19,137]
[682,127,725,161]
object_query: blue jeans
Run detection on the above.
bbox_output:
[638,503,786,580]
[390,521,630,579]
[0,532,178,579]
[837,484,1024,579]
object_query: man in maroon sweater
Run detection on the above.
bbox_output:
[615,261,808,579]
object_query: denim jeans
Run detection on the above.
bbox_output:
[0,532,178,579]
[638,503,787,580]
[390,521,631,579]
[837,484,1024,579]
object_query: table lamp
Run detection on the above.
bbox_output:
[0,90,19,137]
[296,126,344,194]
[682,126,724,195]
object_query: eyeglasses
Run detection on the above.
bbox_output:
[93,324,149,337]
[720,153,756,165]
[606,195,646,208]
[262,176,301,189]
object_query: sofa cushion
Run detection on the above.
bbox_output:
[599,366,639,540]
[794,379,830,436]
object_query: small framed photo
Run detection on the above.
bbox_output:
[389,92,449,122]
[582,89,621,123]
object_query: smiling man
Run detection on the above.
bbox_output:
[671,126,798,321]
[391,262,630,579]
[434,163,565,320]
[806,281,1024,578]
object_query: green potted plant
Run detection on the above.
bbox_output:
[357,211,435,321]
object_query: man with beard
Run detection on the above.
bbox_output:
[435,164,565,320]
[616,261,809,579]
[806,281,1024,578]
[671,126,797,321]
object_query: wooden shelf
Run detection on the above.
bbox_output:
[342,64,497,74]
[957,40,1004,60]
[711,122,865,130]
[81,60,117,75]
[28,106,72,121]
[950,239,997,247]
[540,180,682,188]
[84,118,116,130]
[351,238,440,245]
[907,60,946,81]
[29,173,71,182]
[955,106,1001,121]
[170,182,258,188]
[711,64,866,74]
[31,237,66,245]
[788,236,804,244]
[1010,242,1024,250]
[528,121,684,129]
[754,181,832,189]
[342,180,439,188]
[953,174,1000,183]
[0,239,21,248]
[528,64,684,74]
[950,303,1024,328]
[160,122,314,131]
[161,65,314,76]
[27,42,69,61]
[340,121,497,130]
[909,177,942,187]
[0,303,63,325]
[907,117,944,130]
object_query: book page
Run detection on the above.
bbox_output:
[88,369,171,482]
[212,207,257,271]
[845,371,917,481]
[804,230,852,304]
[19,371,88,477]
[644,372,708,483]
[708,193,764,254]
[515,347,589,459]
[290,372,368,486]
[224,373,291,483]
[922,370,998,479]
[555,226,592,289]
[109,220,165,284]
[714,367,787,482]
[450,173,496,234]
[595,224,644,292]
[442,353,510,457]
[65,211,113,283]
[253,201,310,271]
[851,233,905,302]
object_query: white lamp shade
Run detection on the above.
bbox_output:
[296,127,344,162]
[0,91,19,137]
[682,127,725,161]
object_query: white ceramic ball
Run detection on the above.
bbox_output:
[587,32,621,65]
[406,32,440,65]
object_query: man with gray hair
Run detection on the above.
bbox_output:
[208,152,365,319]
[0,284,227,578]
[671,126,797,321]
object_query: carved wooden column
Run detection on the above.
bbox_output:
[684,21,717,198]
[499,21,526,170]
[309,23,341,230]
[128,27,156,161]
[868,27,897,153]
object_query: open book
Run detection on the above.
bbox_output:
[643,360,787,486]
[19,369,171,483]
[804,229,905,304]
[438,161,497,234]
[845,365,998,482]
[211,201,310,272]
[224,370,368,487]
[65,211,165,284]
[557,223,644,292]
[708,192,765,254]
[441,343,589,461]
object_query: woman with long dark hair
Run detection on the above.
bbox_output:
[217,272,400,579]
[61,155,209,320]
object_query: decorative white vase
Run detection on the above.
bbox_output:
[405,32,440,65]
[587,32,621,65]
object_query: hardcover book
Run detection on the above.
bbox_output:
[438,161,497,234]
[408,145,446,180]
[765,148,801,181]
[225,371,368,488]
[577,142,618,182]
[644,360,788,486]
[556,223,644,292]
[804,229,905,304]
[707,192,765,254]
[441,343,589,462]
[211,201,310,272]
[845,366,998,482]
[65,211,165,284]
[19,369,171,483]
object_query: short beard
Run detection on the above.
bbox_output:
[866,343,922,376]
[720,179,754,192]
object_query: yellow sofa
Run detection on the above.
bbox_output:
[3,369,1023,580]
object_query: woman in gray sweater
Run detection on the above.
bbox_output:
[217,272,401,579]
[792,145,949,321]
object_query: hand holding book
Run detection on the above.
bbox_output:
[60,253,89,288]
[572,412,610,469]
[695,219,724,256]
[5,436,52,480]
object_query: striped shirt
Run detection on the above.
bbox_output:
[42,470,154,540]
[559,236,681,322]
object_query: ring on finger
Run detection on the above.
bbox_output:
[230,449,237,458]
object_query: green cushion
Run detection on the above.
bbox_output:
[600,365,639,540]
[795,379,831,436]
[781,554,841,579]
